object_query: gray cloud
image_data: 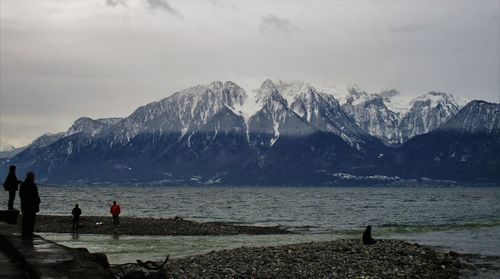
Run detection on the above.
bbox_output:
[259,15,299,37]
[146,0,181,17]
[0,0,498,148]
[105,0,127,8]
[389,23,429,34]
[210,0,236,10]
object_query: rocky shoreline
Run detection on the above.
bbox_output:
[33,215,290,235]
[111,239,469,278]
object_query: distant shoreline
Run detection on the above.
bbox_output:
[33,215,291,236]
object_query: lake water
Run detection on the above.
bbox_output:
[2,186,500,271]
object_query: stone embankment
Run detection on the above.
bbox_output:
[0,216,112,279]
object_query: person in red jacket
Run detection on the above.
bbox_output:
[110,201,121,226]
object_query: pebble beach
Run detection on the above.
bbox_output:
[111,239,468,278]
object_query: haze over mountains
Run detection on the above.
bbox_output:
[1,80,498,185]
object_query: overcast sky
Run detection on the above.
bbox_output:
[1,0,499,148]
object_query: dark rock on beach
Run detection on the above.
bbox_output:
[111,239,464,279]
[34,215,290,236]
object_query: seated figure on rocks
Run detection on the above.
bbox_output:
[362,225,377,245]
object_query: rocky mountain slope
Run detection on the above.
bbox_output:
[2,80,497,185]
[395,101,500,182]
[334,86,467,145]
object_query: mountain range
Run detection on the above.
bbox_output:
[1,80,498,185]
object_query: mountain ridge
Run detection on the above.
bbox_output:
[2,80,497,185]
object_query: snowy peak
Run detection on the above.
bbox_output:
[207,81,246,107]
[255,79,287,107]
[111,81,247,144]
[400,91,466,142]
[30,132,65,148]
[247,80,317,147]
[345,85,373,106]
[410,91,466,111]
[253,81,375,149]
[275,81,315,105]
[339,86,402,145]
[439,100,500,134]
[344,86,409,114]
[66,117,122,137]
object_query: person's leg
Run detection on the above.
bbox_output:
[22,213,35,237]
[30,214,36,235]
[72,218,76,231]
[117,215,120,226]
[76,217,79,230]
[21,213,28,236]
[8,190,15,209]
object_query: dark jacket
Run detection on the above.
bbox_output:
[3,172,20,191]
[72,207,82,218]
[19,180,41,214]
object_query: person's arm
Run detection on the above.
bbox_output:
[34,185,40,212]
[18,183,24,199]
[35,186,41,204]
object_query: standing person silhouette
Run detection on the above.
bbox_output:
[19,172,41,239]
[110,201,121,226]
[3,165,21,210]
[71,204,82,232]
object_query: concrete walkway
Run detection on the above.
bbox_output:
[0,250,24,279]
[0,220,112,279]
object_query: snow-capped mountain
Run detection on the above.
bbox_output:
[332,86,467,145]
[66,117,122,137]
[436,100,498,134]
[109,81,245,145]
[399,92,466,142]
[30,132,65,148]
[341,86,402,145]
[396,101,500,182]
[246,80,315,148]
[2,80,496,185]
[275,81,379,148]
